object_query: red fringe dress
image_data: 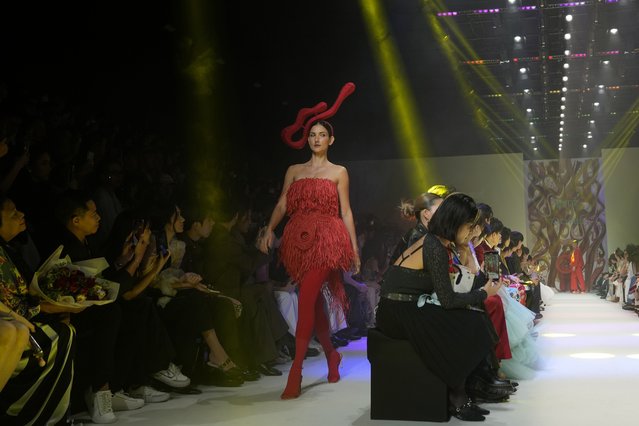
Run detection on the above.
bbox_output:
[280,178,354,308]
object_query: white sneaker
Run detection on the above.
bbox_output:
[111,390,145,411]
[84,389,117,424]
[152,363,191,388]
[129,385,170,403]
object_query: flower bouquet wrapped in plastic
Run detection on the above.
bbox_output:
[30,245,119,308]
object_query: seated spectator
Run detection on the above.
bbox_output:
[54,191,137,424]
[147,202,246,386]
[204,199,288,376]
[0,196,76,425]
[103,211,193,404]
[376,193,505,421]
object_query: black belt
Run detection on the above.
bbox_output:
[382,292,422,302]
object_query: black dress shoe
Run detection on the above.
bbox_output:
[353,327,369,337]
[335,328,361,341]
[449,402,485,421]
[198,364,244,387]
[331,335,349,347]
[241,368,261,381]
[257,363,282,376]
[469,402,490,416]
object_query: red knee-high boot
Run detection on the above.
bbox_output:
[281,269,331,399]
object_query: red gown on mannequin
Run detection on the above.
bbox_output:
[570,246,586,293]
[279,178,354,398]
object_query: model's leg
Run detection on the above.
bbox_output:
[281,268,330,399]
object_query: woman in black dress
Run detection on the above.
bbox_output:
[376,193,501,422]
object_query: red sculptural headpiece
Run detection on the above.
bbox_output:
[281,82,356,149]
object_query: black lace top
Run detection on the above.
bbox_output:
[381,232,487,309]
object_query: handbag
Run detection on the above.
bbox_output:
[450,264,475,293]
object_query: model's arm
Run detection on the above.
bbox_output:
[336,166,360,274]
[259,166,296,254]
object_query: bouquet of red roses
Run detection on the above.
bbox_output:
[30,246,119,308]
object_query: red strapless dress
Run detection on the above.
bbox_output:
[280,178,354,289]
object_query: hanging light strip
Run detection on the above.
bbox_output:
[435,0,620,18]
[462,50,629,65]
[479,84,639,99]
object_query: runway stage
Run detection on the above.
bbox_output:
[114,293,639,425]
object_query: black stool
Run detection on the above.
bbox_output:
[367,328,449,422]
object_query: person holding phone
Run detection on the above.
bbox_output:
[376,193,504,421]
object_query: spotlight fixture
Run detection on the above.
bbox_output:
[564,63,570,69]
[566,14,573,22]
[524,89,531,94]
[533,147,538,151]
[560,113,565,118]
[563,76,569,82]
[508,0,516,4]
[594,102,600,106]
[610,28,618,35]
[565,49,571,55]
[588,131,592,134]
[559,138,563,142]
[560,121,564,125]
[603,60,610,65]
[560,127,564,132]
[561,97,566,102]
[526,108,532,112]
[583,144,588,148]
[520,67,527,74]
[561,105,566,110]
[560,133,564,137]
[564,33,571,40]
[559,147,562,151]
[559,143,563,148]
[562,87,568,92]
[514,35,522,42]
[590,120,595,124]
[587,135,593,139]
[529,121,534,125]
[531,136,535,139]
[598,84,605,89]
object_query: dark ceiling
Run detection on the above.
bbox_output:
[1,0,637,171]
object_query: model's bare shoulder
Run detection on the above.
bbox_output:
[332,164,349,180]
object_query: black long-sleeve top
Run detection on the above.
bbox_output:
[382,232,488,309]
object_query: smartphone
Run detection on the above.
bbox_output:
[484,250,501,280]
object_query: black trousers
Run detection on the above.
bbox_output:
[112,296,176,390]
[344,283,369,330]
[237,281,289,366]
[159,290,219,375]
[72,303,122,390]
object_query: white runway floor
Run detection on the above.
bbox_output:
[111,293,639,425]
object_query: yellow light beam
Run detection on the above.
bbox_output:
[359,0,432,193]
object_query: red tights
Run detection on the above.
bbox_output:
[291,268,336,370]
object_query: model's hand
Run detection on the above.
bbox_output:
[258,228,274,254]
[351,252,361,275]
